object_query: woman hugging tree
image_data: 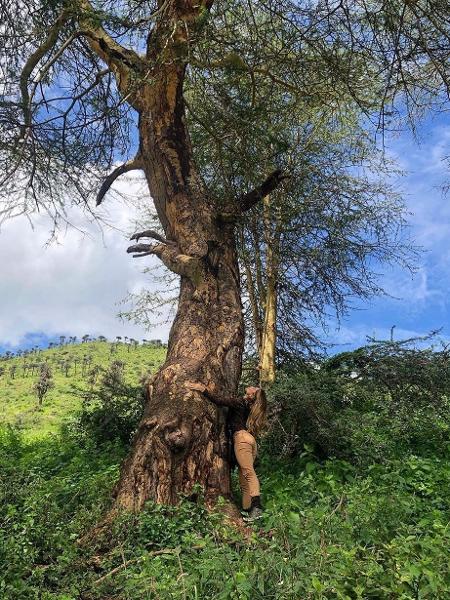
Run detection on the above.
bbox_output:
[186,381,267,521]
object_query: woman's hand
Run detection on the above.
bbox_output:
[185,381,207,393]
[244,386,260,404]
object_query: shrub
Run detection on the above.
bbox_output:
[69,360,146,445]
[263,335,450,465]
[1,425,450,599]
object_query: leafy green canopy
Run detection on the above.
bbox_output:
[1,0,449,220]
[188,48,415,354]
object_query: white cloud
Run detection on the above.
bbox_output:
[0,173,172,348]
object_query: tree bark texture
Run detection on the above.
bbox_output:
[111,11,244,510]
[259,194,280,385]
[76,0,283,510]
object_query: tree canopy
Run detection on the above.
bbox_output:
[1,0,449,222]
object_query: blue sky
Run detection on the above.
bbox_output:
[329,112,450,350]
[0,113,449,355]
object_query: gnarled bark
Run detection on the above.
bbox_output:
[75,0,284,510]
[113,36,245,510]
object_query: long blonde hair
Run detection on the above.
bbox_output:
[246,388,268,437]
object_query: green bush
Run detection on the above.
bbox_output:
[263,337,450,465]
[1,425,449,599]
[1,336,449,599]
[0,426,126,599]
[69,360,146,445]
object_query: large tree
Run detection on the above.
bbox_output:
[187,63,412,382]
[1,0,450,510]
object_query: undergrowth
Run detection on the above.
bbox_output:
[1,339,450,598]
[1,426,449,599]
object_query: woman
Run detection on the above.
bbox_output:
[186,381,267,521]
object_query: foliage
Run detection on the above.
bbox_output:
[1,426,449,599]
[0,338,449,598]
[264,335,450,465]
[1,0,448,364]
[3,0,450,220]
[70,359,146,445]
[188,31,414,357]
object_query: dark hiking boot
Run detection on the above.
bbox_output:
[244,506,264,522]
[243,496,263,522]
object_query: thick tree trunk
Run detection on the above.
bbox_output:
[78,0,281,512]
[113,66,244,510]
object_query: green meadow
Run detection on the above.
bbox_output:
[1,341,449,599]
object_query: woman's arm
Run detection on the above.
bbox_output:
[203,388,244,408]
[185,381,244,408]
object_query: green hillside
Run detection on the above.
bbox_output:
[0,341,166,438]
[1,341,449,599]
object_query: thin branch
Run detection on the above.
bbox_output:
[239,170,288,212]
[19,9,69,139]
[93,545,203,586]
[96,155,144,205]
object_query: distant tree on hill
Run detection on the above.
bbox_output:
[33,364,54,406]
[81,356,93,377]
[87,365,102,387]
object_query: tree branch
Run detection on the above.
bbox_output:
[76,0,145,102]
[19,10,70,139]
[96,155,144,205]
[239,170,288,212]
[127,239,202,280]
[130,229,175,245]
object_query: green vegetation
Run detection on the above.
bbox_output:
[1,339,449,599]
[0,341,166,439]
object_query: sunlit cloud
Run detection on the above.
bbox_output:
[0,172,170,349]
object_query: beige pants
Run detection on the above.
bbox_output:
[234,430,260,510]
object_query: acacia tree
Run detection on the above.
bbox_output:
[1,0,450,510]
[33,363,54,406]
[186,49,413,384]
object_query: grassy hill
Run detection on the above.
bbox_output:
[0,341,166,438]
